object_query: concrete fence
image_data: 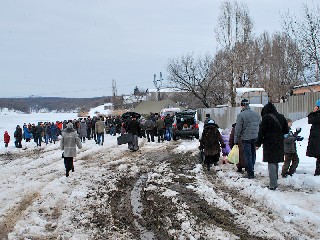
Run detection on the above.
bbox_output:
[198,92,320,129]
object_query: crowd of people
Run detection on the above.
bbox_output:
[2,113,176,177]
[3,99,320,185]
[199,99,320,191]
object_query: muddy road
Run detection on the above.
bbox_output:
[0,139,317,239]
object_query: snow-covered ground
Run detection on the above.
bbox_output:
[0,112,77,144]
[88,104,112,117]
[0,114,319,239]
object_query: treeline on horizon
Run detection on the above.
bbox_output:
[0,96,113,113]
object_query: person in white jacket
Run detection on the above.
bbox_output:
[60,122,82,177]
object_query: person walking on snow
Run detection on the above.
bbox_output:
[282,119,303,178]
[221,129,231,164]
[95,117,106,145]
[144,116,155,142]
[23,124,32,142]
[256,102,289,190]
[164,114,174,141]
[229,123,246,172]
[156,116,165,143]
[79,120,87,142]
[34,122,44,147]
[307,100,320,176]
[14,125,23,148]
[60,122,82,177]
[4,131,10,148]
[127,115,141,151]
[199,120,225,171]
[234,99,260,179]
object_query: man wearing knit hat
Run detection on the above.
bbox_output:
[234,99,260,179]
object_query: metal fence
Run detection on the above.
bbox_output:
[198,92,320,129]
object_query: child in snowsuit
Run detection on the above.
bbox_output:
[4,131,10,148]
[282,119,303,178]
[221,129,231,164]
[199,120,225,171]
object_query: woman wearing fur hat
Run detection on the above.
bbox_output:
[60,122,82,177]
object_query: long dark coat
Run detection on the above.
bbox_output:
[255,103,289,163]
[200,124,224,157]
[307,110,320,158]
[229,124,246,169]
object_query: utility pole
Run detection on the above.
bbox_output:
[153,72,163,101]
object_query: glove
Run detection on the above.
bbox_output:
[296,136,304,141]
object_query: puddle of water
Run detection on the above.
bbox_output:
[131,174,155,240]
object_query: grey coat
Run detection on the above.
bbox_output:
[79,122,87,138]
[60,128,82,157]
[144,120,155,131]
[284,129,298,154]
[234,106,260,143]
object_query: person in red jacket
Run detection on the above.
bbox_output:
[4,131,10,148]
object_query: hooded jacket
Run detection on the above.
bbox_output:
[4,131,10,144]
[307,110,320,157]
[200,124,225,157]
[60,127,82,157]
[256,103,289,163]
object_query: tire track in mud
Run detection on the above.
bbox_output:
[0,192,40,240]
[78,144,172,239]
[140,152,269,240]
[81,142,269,239]
[0,139,128,239]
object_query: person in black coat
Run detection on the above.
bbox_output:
[14,125,23,148]
[307,100,320,176]
[256,102,289,190]
[127,116,141,151]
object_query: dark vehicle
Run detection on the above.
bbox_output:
[122,112,141,120]
[173,110,199,140]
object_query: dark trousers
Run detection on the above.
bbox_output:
[87,128,92,140]
[158,129,164,142]
[282,153,299,176]
[15,140,22,148]
[97,132,104,145]
[64,157,74,172]
[146,130,154,142]
[242,139,256,177]
[34,134,42,146]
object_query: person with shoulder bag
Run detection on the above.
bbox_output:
[256,102,289,190]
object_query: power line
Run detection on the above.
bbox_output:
[38,80,153,96]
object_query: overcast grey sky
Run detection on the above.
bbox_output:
[0,0,306,98]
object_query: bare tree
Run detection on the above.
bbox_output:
[255,32,304,102]
[165,54,224,108]
[214,0,255,106]
[284,3,320,81]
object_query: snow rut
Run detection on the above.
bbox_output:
[0,192,39,240]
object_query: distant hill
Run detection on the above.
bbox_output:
[0,96,113,113]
